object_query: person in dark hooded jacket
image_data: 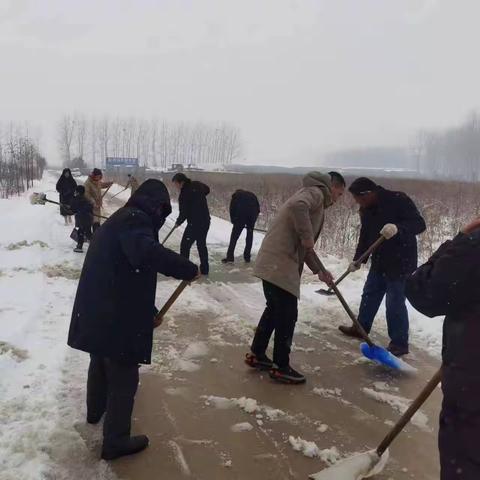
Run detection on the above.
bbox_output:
[68,179,199,461]
[172,173,211,275]
[222,189,260,264]
[406,218,480,480]
[56,168,77,224]
[69,185,93,253]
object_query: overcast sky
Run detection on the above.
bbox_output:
[1,0,479,165]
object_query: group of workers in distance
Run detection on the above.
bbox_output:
[61,168,475,479]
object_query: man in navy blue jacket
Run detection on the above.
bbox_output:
[68,179,199,460]
[339,177,426,357]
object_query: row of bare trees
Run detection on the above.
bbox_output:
[413,111,480,181]
[0,123,46,199]
[58,114,242,169]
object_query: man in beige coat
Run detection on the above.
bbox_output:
[84,168,113,232]
[246,171,346,384]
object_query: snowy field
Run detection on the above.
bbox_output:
[0,170,444,480]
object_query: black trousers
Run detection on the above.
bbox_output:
[87,355,139,447]
[251,280,298,368]
[76,225,92,249]
[180,221,210,275]
[92,222,101,233]
[439,396,480,479]
[226,220,255,261]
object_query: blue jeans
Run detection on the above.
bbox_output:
[358,270,409,348]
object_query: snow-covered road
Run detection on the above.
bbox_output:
[0,171,443,479]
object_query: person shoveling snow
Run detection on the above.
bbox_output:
[338,177,426,358]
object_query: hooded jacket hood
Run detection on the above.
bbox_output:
[302,171,333,207]
[126,179,172,229]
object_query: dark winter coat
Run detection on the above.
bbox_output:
[56,169,77,216]
[354,187,426,278]
[176,180,210,227]
[406,231,480,392]
[68,179,198,365]
[69,194,93,231]
[230,190,260,227]
[406,231,480,477]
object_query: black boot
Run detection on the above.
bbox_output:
[338,324,364,340]
[102,435,149,460]
[222,257,234,264]
[387,342,409,357]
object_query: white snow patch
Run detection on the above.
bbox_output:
[230,422,254,432]
[289,436,340,463]
[363,388,429,429]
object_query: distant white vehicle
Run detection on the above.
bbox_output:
[70,168,82,178]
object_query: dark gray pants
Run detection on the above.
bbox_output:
[87,355,139,447]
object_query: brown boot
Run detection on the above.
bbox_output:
[338,324,364,340]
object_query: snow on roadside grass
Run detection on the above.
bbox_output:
[0,171,117,480]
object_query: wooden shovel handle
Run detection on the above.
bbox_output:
[313,252,374,347]
[325,235,386,293]
[377,368,442,456]
[161,225,177,245]
[156,280,189,319]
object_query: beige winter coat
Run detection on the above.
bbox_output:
[254,172,333,299]
[84,177,109,220]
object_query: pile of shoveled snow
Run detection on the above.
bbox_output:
[288,436,340,464]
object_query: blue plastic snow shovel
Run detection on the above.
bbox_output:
[313,253,416,373]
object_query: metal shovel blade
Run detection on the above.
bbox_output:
[309,449,388,480]
[360,343,417,373]
[315,288,335,296]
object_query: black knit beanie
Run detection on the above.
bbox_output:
[348,177,378,196]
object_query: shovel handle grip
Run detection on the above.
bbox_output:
[313,252,374,347]
[376,368,442,456]
[156,280,189,319]
[355,235,386,265]
[325,236,386,293]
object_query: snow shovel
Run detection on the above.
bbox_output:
[110,187,128,200]
[316,235,386,296]
[154,280,190,328]
[161,225,177,245]
[309,367,442,479]
[313,253,415,373]
[29,193,109,220]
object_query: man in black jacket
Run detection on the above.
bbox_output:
[68,179,199,460]
[339,177,426,357]
[222,189,260,264]
[172,173,211,275]
[406,218,480,480]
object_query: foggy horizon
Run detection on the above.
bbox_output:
[1,0,480,167]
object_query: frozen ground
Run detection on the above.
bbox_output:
[0,170,444,479]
